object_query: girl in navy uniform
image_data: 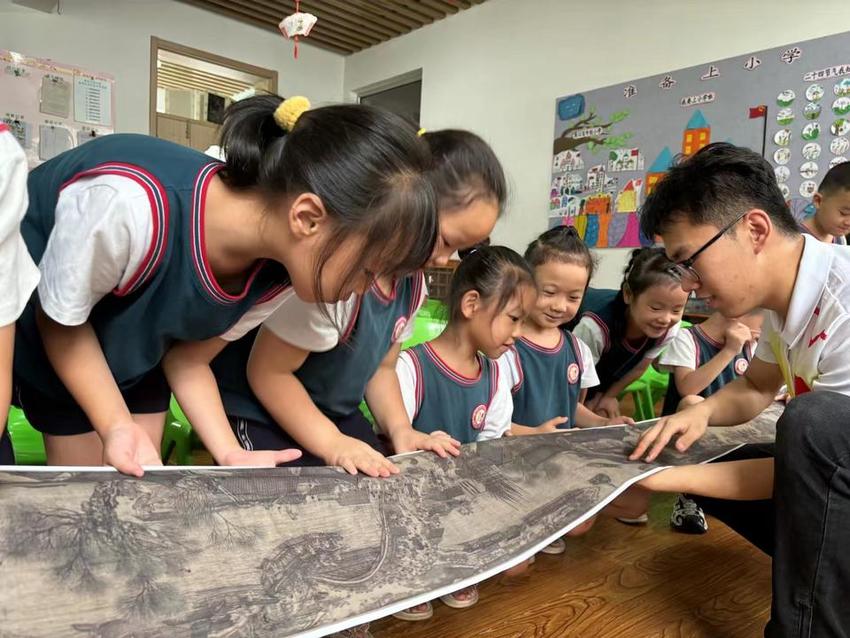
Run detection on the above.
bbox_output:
[499,226,635,555]
[394,246,536,615]
[657,310,762,533]
[659,311,762,416]
[501,226,628,437]
[210,129,506,483]
[573,247,688,419]
[14,94,437,475]
[213,273,440,479]
[0,124,40,464]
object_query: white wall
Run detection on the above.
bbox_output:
[0,0,344,135]
[344,0,850,287]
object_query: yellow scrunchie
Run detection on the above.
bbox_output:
[273,96,311,132]
[417,128,427,136]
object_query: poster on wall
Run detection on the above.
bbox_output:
[0,49,116,168]
[549,31,850,248]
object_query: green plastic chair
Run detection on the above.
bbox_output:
[6,407,46,465]
[161,397,195,465]
[644,365,671,408]
[402,308,447,350]
[619,378,656,421]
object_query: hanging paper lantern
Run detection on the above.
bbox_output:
[278,1,317,60]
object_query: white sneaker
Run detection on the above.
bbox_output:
[540,538,566,554]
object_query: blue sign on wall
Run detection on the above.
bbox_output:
[557,94,585,121]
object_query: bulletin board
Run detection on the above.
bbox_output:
[549,31,850,248]
[1,49,115,168]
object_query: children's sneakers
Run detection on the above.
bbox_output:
[331,623,373,638]
[670,494,708,534]
[540,538,566,554]
[615,513,649,525]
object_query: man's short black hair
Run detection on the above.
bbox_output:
[640,142,799,238]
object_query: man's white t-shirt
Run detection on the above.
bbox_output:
[755,234,850,397]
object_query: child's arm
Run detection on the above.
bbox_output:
[31,174,182,474]
[0,324,13,437]
[0,127,40,434]
[248,328,398,477]
[572,335,634,426]
[675,323,752,396]
[590,357,652,418]
[639,458,774,501]
[573,403,636,427]
[509,416,568,436]
[365,342,460,457]
[163,337,301,468]
[37,311,160,475]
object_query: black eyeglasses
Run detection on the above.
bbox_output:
[667,211,748,284]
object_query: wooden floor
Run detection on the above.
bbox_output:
[371,494,772,638]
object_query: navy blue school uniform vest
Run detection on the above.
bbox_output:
[579,288,669,398]
[510,330,583,428]
[16,134,289,400]
[215,273,425,423]
[406,342,499,444]
[661,325,753,415]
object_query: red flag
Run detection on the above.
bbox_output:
[749,105,767,118]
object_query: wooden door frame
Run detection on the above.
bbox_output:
[149,37,278,135]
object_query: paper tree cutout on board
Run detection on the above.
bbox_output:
[552,109,634,155]
[279,1,317,59]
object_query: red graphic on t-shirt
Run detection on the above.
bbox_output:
[808,331,827,348]
[793,376,812,396]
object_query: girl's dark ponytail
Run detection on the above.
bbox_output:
[216,94,438,302]
[219,94,289,190]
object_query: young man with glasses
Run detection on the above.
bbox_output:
[630,142,850,638]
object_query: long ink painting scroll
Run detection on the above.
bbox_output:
[0,405,781,637]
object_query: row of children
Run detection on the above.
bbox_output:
[3,90,850,635]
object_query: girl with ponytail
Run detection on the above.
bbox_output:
[572,247,688,420]
[14,94,437,474]
[503,226,631,435]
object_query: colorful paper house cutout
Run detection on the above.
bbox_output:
[553,149,584,172]
[616,178,643,213]
[682,109,711,156]
[585,164,607,191]
[645,147,673,195]
[584,193,612,216]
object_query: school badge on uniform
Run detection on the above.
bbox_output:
[471,404,488,430]
[734,358,749,375]
[567,363,580,384]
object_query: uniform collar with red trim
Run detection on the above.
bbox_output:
[779,234,832,350]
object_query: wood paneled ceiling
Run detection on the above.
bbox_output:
[179,0,488,55]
